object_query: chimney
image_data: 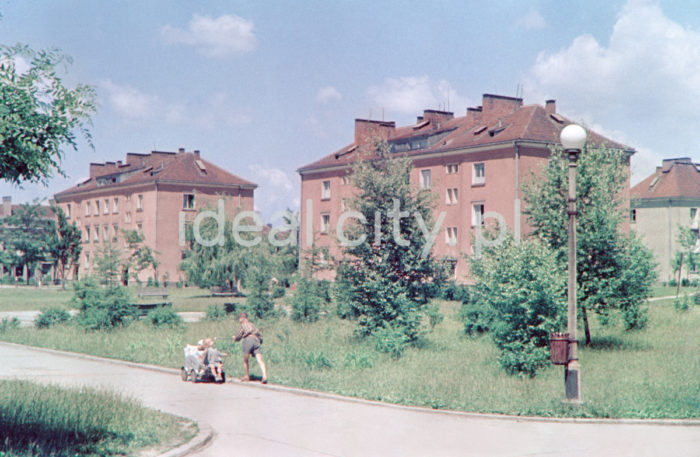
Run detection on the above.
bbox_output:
[89,162,105,178]
[194,150,200,158]
[466,106,483,127]
[545,99,556,114]
[2,196,10,217]
[354,119,395,145]
[481,94,523,118]
[178,147,185,154]
[422,109,453,129]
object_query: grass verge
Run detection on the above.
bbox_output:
[0,297,698,419]
[0,379,196,457]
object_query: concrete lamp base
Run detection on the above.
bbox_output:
[565,360,582,404]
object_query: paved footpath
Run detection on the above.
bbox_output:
[0,343,698,457]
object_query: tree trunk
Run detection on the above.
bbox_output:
[677,252,683,296]
[581,303,592,345]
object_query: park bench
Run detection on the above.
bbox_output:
[210,286,241,297]
[137,289,169,299]
[131,301,173,317]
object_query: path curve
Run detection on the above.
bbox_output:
[0,342,698,457]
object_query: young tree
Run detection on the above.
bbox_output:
[0,44,95,184]
[47,206,82,289]
[523,147,656,343]
[2,201,53,284]
[121,229,159,285]
[337,140,446,350]
[672,225,699,283]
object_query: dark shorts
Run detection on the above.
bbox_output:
[242,336,262,356]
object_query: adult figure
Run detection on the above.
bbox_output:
[233,312,268,383]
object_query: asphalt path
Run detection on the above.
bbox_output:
[0,342,698,457]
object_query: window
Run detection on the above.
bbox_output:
[112,224,119,241]
[85,226,91,241]
[104,199,109,214]
[137,223,143,235]
[321,213,330,234]
[125,212,132,223]
[103,225,109,242]
[85,252,90,269]
[446,188,458,205]
[113,197,119,214]
[691,208,698,219]
[446,163,459,174]
[342,175,351,185]
[183,193,195,210]
[94,225,100,243]
[321,181,331,200]
[472,203,485,226]
[473,163,485,185]
[136,194,143,211]
[420,169,432,189]
[446,227,458,246]
[630,209,637,222]
[85,201,90,216]
[95,200,100,215]
[67,203,72,218]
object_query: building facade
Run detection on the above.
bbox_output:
[298,93,633,282]
[631,158,700,282]
[54,148,256,283]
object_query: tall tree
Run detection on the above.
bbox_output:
[523,147,656,343]
[47,205,82,289]
[2,201,53,284]
[0,44,95,184]
[337,140,446,350]
[672,225,699,282]
[121,229,159,284]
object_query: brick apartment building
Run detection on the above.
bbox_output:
[631,158,700,282]
[54,148,256,283]
[298,93,633,281]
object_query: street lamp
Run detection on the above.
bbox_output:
[560,123,586,403]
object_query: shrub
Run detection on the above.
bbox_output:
[343,352,374,370]
[674,295,690,312]
[668,279,678,287]
[270,284,286,299]
[694,293,700,305]
[373,325,411,359]
[0,317,20,332]
[147,307,184,328]
[72,277,137,331]
[289,276,323,323]
[302,351,333,370]
[206,304,227,321]
[426,302,443,328]
[440,281,471,302]
[35,307,71,329]
[460,299,495,335]
[333,263,359,320]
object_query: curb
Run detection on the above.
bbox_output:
[2,341,699,428]
[158,422,214,457]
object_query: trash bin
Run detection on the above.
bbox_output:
[550,332,569,365]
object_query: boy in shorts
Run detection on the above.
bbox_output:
[233,313,268,383]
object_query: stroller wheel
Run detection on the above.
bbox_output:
[180,367,188,382]
[219,371,226,383]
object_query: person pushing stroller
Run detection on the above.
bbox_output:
[233,312,268,384]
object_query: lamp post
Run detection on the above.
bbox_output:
[560,123,586,403]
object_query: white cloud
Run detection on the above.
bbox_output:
[316,86,342,104]
[248,165,299,219]
[249,164,294,193]
[367,76,470,117]
[100,79,158,119]
[160,14,257,58]
[523,0,700,182]
[517,9,546,30]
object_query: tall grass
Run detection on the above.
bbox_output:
[0,379,193,457]
[0,298,698,419]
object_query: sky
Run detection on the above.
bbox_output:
[1,0,699,222]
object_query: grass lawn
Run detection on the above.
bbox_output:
[0,379,196,457]
[1,295,697,419]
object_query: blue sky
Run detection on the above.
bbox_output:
[1,0,699,222]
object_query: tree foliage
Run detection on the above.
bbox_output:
[469,236,567,376]
[47,205,82,288]
[523,147,656,342]
[121,229,159,284]
[672,225,699,280]
[337,140,446,352]
[0,44,95,184]
[1,200,54,283]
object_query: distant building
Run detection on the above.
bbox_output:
[298,93,633,282]
[631,158,700,282]
[54,148,256,283]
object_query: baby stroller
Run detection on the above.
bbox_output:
[180,344,227,383]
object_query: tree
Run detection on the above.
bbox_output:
[469,235,566,376]
[46,205,82,288]
[121,229,159,285]
[523,146,656,343]
[672,225,699,283]
[2,200,53,284]
[337,140,446,351]
[0,44,95,184]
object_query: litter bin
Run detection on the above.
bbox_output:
[550,332,569,365]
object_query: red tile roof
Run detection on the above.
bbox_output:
[298,95,632,173]
[55,150,256,198]
[631,158,700,200]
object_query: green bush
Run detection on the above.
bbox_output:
[426,302,443,328]
[270,284,286,299]
[674,295,690,312]
[35,307,71,329]
[302,351,333,370]
[289,276,323,323]
[147,307,184,329]
[0,317,20,333]
[694,293,700,305]
[440,281,471,302]
[460,299,495,335]
[333,263,359,320]
[343,352,374,370]
[373,325,411,359]
[205,304,227,321]
[72,277,137,331]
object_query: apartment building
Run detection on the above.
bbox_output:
[54,148,256,283]
[298,93,633,281]
[631,158,700,282]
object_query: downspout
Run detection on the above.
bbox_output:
[514,142,521,243]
